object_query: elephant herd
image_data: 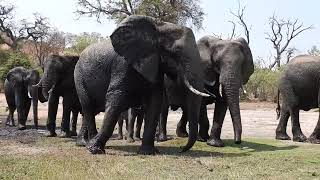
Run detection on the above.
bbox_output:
[3,15,320,155]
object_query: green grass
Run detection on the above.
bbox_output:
[0,137,319,180]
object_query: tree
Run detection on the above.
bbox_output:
[266,15,312,69]
[64,32,105,55]
[230,0,251,44]
[0,2,50,51]
[308,45,320,56]
[76,0,204,29]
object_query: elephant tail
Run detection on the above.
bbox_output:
[276,89,280,119]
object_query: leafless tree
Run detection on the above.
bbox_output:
[230,0,251,44]
[0,3,51,51]
[266,15,312,69]
[285,47,297,64]
[75,0,204,29]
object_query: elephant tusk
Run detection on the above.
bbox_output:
[32,79,42,88]
[204,88,216,98]
[28,91,32,99]
[183,77,211,97]
[241,85,247,94]
[219,84,223,97]
[48,84,55,95]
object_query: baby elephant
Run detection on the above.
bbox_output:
[276,55,320,143]
[4,67,45,130]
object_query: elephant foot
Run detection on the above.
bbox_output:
[45,131,57,137]
[115,135,124,140]
[275,132,291,140]
[59,131,71,138]
[70,130,77,137]
[308,135,320,144]
[176,128,188,138]
[18,124,26,130]
[76,136,87,147]
[127,137,135,143]
[87,138,105,154]
[6,121,15,127]
[134,136,142,141]
[293,133,307,142]
[198,133,210,142]
[138,145,159,155]
[157,133,168,142]
[207,137,225,147]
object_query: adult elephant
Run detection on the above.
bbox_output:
[34,55,81,137]
[4,67,45,130]
[74,15,211,155]
[276,55,320,143]
[157,36,254,147]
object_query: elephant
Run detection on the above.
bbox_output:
[116,107,144,142]
[74,15,211,155]
[4,67,45,130]
[276,55,320,143]
[34,55,81,138]
[157,36,254,147]
[126,107,144,143]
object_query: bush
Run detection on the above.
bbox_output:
[244,66,282,102]
[0,50,33,83]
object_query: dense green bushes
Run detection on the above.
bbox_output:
[244,66,282,102]
[0,50,34,90]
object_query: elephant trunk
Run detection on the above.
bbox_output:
[31,85,39,128]
[41,69,56,100]
[223,75,242,144]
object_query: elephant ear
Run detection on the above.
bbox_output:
[236,38,254,84]
[197,36,220,83]
[110,15,160,83]
[6,69,23,87]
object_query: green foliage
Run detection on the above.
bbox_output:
[244,64,282,102]
[308,45,320,56]
[0,51,33,82]
[64,32,106,55]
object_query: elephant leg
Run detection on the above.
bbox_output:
[290,108,307,142]
[157,104,169,142]
[207,99,228,147]
[275,103,291,140]
[198,103,210,142]
[135,111,143,141]
[117,117,124,140]
[87,93,127,154]
[17,96,30,130]
[6,106,16,127]
[138,90,162,155]
[308,109,320,144]
[76,110,97,146]
[59,101,72,138]
[127,108,136,143]
[45,95,59,137]
[70,111,78,136]
[176,110,188,137]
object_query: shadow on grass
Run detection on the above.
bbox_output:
[107,144,249,158]
[222,139,299,152]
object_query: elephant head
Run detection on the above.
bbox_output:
[6,67,43,127]
[36,55,79,100]
[110,15,211,151]
[197,36,254,143]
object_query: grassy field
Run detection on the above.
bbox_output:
[0,136,319,180]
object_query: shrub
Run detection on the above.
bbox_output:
[0,51,33,82]
[244,66,282,102]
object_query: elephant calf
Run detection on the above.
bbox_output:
[4,67,45,130]
[276,55,320,143]
[34,55,81,138]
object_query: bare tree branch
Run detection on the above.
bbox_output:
[266,15,312,69]
[230,0,250,44]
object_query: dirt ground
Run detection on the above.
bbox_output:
[0,92,319,140]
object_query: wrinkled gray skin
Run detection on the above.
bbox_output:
[74,15,210,155]
[35,55,81,138]
[4,67,45,130]
[116,107,144,142]
[276,55,320,144]
[157,36,254,147]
